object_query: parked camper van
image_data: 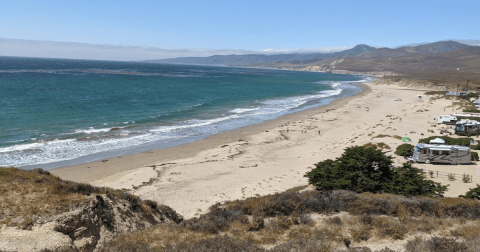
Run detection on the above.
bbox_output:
[437,115,457,124]
[411,144,471,164]
[455,119,480,136]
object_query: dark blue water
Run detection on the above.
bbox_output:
[0,56,367,168]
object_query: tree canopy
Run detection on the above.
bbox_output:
[305,146,448,197]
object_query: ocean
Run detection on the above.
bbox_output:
[0,57,368,169]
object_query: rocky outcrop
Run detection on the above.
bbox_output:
[0,194,182,252]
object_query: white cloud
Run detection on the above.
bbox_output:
[261,47,352,54]
[0,38,353,61]
[0,38,258,61]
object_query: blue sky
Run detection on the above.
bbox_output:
[0,0,478,52]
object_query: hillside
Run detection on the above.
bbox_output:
[145,45,377,66]
[147,41,472,68]
[333,46,480,88]
[355,41,471,59]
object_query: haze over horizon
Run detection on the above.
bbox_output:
[0,1,479,61]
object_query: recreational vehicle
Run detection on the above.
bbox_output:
[437,115,457,124]
[455,119,480,136]
[411,144,471,164]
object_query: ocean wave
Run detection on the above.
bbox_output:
[74,127,112,134]
[230,108,260,114]
[149,114,241,133]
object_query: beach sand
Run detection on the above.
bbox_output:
[51,79,479,219]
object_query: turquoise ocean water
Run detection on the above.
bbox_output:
[0,57,368,169]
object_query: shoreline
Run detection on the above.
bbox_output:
[51,81,372,183]
[50,78,480,219]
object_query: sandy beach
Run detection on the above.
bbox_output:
[51,78,479,219]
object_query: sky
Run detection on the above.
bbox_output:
[0,0,479,60]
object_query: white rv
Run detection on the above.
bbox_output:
[411,144,471,164]
[455,119,480,136]
[437,115,457,124]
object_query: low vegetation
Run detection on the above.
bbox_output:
[394,143,414,157]
[460,184,480,200]
[424,91,447,96]
[0,167,178,228]
[471,151,479,161]
[99,188,480,251]
[362,142,391,149]
[456,116,480,121]
[0,167,90,227]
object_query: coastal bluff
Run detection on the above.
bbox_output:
[0,168,182,252]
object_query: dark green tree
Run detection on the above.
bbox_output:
[305,146,449,197]
[389,163,448,198]
[305,146,394,193]
[459,184,480,200]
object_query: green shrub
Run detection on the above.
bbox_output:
[465,92,479,99]
[456,116,480,121]
[463,108,480,113]
[471,151,478,161]
[305,146,448,197]
[305,146,394,194]
[395,144,414,157]
[459,184,480,200]
[418,136,473,146]
[389,163,448,198]
[424,91,447,96]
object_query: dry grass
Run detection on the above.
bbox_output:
[392,135,402,140]
[99,189,480,251]
[371,134,390,139]
[0,166,150,228]
[363,142,391,149]
[0,167,91,227]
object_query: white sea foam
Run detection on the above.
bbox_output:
[149,114,241,134]
[230,108,260,114]
[74,127,112,134]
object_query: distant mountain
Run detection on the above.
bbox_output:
[331,45,480,87]
[145,40,474,67]
[146,44,377,66]
[334,46,480,73]
[258,41,473,68]
[356,41,471,59]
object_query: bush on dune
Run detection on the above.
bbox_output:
[305,146,448,197]
[394,143,414,157]
[459,184,480,200]
[389,163,448,198]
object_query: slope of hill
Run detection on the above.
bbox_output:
[356,41,471,59]
[145,45,377,66]
[296,46,480,89]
